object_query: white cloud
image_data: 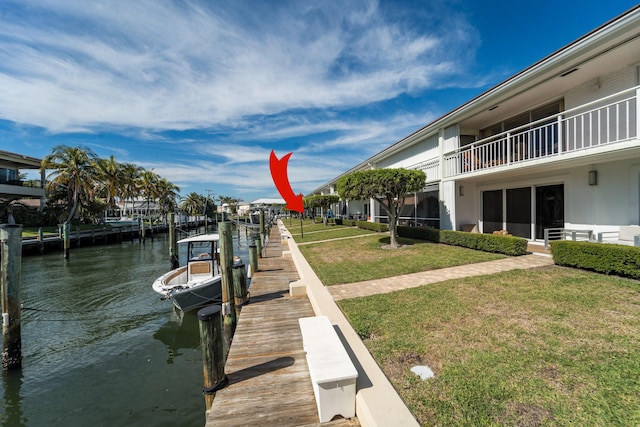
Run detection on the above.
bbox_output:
[0,0,477,133]
[3,0,482,201]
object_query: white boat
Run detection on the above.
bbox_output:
[152,233,241,312]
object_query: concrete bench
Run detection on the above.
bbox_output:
[597,225,640,246]
[298,316,358,423]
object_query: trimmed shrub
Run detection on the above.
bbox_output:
[396,226,440,242]
[397,226,528,256]
[336,218,387,231]
[550,240,640,279]
[355,220,388,232]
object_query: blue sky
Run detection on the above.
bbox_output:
[1,0,637,203]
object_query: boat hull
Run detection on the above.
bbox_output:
[170,277,223,312]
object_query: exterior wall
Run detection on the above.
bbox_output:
[443,125,459,153]
[569,159,640,231]
[440,180,456,230]
[377,133,439,169]
[565,66,638,110]
[455,182,478,230]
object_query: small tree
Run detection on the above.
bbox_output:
[337,168,426,248]
[304,194,339,223]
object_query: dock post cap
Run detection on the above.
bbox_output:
[197,304,221,321]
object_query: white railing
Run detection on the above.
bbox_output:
[544,228,593,249]
[408,157,440,182]
[444,87,638,177]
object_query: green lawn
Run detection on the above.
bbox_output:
[293,227,376,243]
[285,219,348,234]
[298,234,504,285]
[338,266,640,426]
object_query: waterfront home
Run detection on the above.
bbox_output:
[0,150,46,210]
[313,6,640,243]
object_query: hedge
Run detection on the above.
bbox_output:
[550,240,640,279]
[335,218,388,232]
[397,226,528,256]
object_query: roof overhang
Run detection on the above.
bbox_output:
[0,150,42,169]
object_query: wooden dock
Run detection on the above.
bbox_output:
[205,227,359,427]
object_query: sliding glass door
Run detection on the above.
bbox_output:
[507,187,531,239]
[535,184,564,239]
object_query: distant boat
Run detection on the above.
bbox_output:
[152,233,242,312]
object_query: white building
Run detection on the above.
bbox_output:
[314,6,640,242]
[0,150,46,209]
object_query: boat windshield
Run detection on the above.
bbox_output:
[189,241,214,261]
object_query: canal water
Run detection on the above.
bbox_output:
[0,226,252,427]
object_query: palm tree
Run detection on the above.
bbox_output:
[94,155,124,216]
[41,145,98,224]
[139,169,161,219]
[120,163,143,217]
[156,178,180,221]
[180,192,204,217]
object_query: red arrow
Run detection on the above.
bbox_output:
[269,150,304,213]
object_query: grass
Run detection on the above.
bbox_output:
[298,234,504,285]
[294,227,376,243]
[338,266,640,426]
[286,219,348,234]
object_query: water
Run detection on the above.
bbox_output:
[0,227,251,427]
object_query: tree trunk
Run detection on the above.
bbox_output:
[389,221,397,247]
[65,191,79,224]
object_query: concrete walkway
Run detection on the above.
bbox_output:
[329,254,555,300]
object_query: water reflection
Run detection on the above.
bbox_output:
[153,311,200,364]
[2,370,27,427]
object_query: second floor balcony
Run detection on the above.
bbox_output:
[443,87,638,178]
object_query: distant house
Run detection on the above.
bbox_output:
[0,150,46,210]
[313,6,640,242]
[249,198,286,215]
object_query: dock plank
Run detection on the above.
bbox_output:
[206,228,358,426]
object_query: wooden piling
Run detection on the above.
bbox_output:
[217,222,236,356]
[1,224,23,371]
[197,305,227,411]
[37,227,44,253]
[248,242,258,277]
[254,231,262,258]
[168,212,179,270]
[63,222,70,259]
[232,262,248,317]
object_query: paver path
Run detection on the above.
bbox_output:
[328,254,555,300]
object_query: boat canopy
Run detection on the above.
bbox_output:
[177,233,220,244]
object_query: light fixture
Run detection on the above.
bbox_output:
[459,185,464,196]
[588,170,597,186]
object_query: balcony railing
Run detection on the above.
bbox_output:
[408,157,440,182]
[444,87,638,177]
